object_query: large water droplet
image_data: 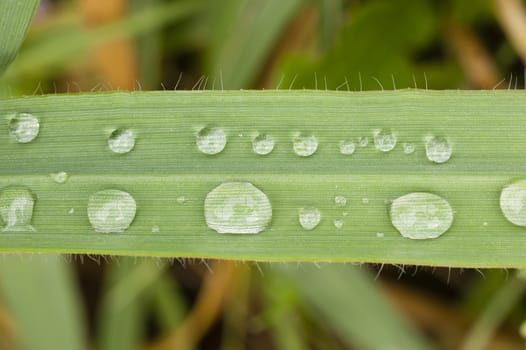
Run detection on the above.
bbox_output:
[334,195,347,207]
[50,171,68,184]
[299,206,321,230]
[374,129,396,152]
[196,127,227,155]
[108,128,136,154]
[390,192,453,239]
[425,136,452,164]
[339,140,355,155]
[204,182,272,234]
[499,180,526,226]
[88,189,137,233]
[293,134,318,157]
[8,113,40,143]
[0,186,36,232]
[252,134,275,155]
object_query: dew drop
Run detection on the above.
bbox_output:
[362,197,369,204]
[334,195,347,207]
[108,128,136,154]
[376,232,384,238]
[425,136,452,164]
[176,196,187,204]
[196,127,227,155]
[204,182,272,234]
[299,206,321,230]
[68,208,75,215]
[358,137,369,147]
[374,129,396,152]
[252,134,275,155]
[342,211,349,217]
[293,134,318,157]
[333,219,344,229]
[151,225,160,233]
[0,186,36,232]
[87,189,137,233]
[8,113,40,143]
[499,180,526,226]
[390,192,453,239]
[339,140,356,155]
[403,143,415,154]
[50,171,68,184]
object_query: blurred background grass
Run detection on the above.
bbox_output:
[1,0,526,349]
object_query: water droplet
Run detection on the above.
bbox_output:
[50,171,68,184]
[151,225,160,233]
[333,219,344,229]
[374,129,396,152]
[293,134,318,157]
[299,206,321,230]
[334,195,347,207]
[8,113,40,143]
[358,137,369,147]
[196,127,227,155]
[176,196,187,204]
[204,182,272,234]
[403,143,415,154]
[252,134,275,155]
[87,189,137,233]
[0,186,35,232]
[68,208,75,215]
[376,232,384,238]
[425,136,452,164]
[482,222,488,226]
[499,180,526,226]
[108,128,135,154]
[390,192,453,239]
[362,197,369,204]
[339,140,355,155]
[342,211,349,217]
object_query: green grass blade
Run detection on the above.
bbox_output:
[2,1,203,82]
[1,90,526,267]
[207,0,304,88]
[277,264,434,350]
[0,0,39,75]
[0,254,86,350]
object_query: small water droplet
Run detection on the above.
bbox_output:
[499,180,526,226]
[425,136,452,164]
[390,192,453,239]
[334,195,347,207]
[68,208,75,215]
[376,232,384,238]
[482,222,488,226]
[403,143,415,154]
[358,137,369,147]
[108,128,135,154]
[293,134,318,157]
[177,196,187,204]
[50,171,68,184]
[87,189,137,233]
[299,206,321,230]
[362,197,369,204]
[204,182,272,234]
[333,219,344,229]
[8,113,40,143]
[252,134,275,155]
[0,186,36,232]
[151,225,160,233]
[342,211,349,217]
[339,140,355,155]
[374,129,396,152]
[196,127,227,155]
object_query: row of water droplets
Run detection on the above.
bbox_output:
[7,113,452,163]
[197,126,453,163]
[3,112,525,239]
